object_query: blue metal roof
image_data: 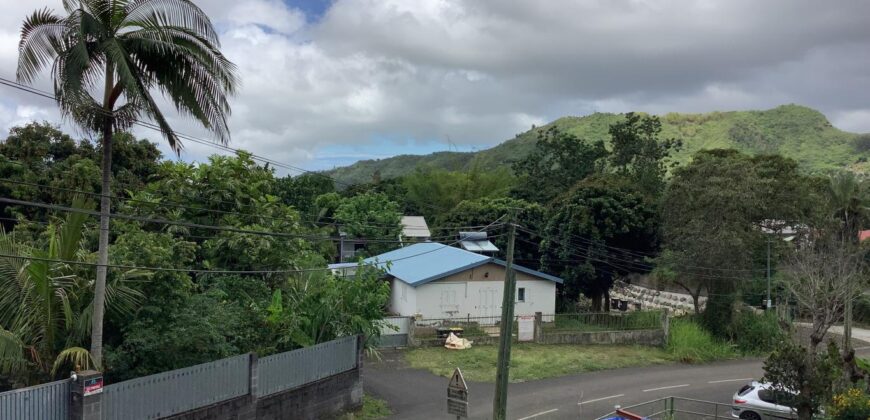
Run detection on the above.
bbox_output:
[358,242,562,286]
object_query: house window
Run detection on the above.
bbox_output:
[517,287,526,302]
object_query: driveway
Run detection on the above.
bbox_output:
[364,349,764,420]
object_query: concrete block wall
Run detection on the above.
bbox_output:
[163,369,363,420]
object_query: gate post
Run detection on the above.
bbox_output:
[534,312,543,343]
[661,309,670,347]
[70,370,103,420]
[244,352,259,419]
[407,316,417,347]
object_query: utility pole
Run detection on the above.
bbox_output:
[492,211,517,420]
[845,279,853,352]
[766,236,772,310]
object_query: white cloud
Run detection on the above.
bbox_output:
[1,0,869,169]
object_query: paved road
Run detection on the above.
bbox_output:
[364,350,764,420]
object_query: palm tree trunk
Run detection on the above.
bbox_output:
[90,64,114,368]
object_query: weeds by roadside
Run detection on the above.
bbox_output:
[667,318,738,363]
[341,395,392,420]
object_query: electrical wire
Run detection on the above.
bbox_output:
[0,196,503,244]
[0,214,509,275]
[0,177,498,234]
[0,77,456,215]
[517,225,767,273]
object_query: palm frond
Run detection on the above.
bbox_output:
[52,346,95,374]
[121,25,236,147]
[0,329,29,377]
[57,198,91,261]
[17,9,67,83]
[123,0,220,45]
[0,228,29,327]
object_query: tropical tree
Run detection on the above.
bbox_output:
[824,172,868,356]
[660,150,813,336]
[333,192,403,256]
[0,203,142,386]
[541,177,658,311]
[511,127,608,204]
[607,112,680,199]
[17,0,237,365]
[828,172,868,243]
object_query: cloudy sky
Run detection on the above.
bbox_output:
[1,0,869,173]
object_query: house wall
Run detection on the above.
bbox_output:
[410,263,556,319]
[389,277,417,316]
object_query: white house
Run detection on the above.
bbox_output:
[337,242,562,320]
[400,216,431,243]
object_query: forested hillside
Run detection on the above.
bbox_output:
[326,105,869,185]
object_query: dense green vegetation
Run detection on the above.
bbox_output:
[0,123,393,388]
[1,103,868,416]
[326,105,868,186]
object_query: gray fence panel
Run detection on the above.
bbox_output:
[381,316,410,335]
[257,335,358,397]
[378,316,410,347]
[102,353,249,420]
[377,334,408,348]
[0,378,69,420]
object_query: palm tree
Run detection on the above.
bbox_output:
[0,203,143,385]
[826,171,868,354]
[16,0,237,366]
[828,172,868,241]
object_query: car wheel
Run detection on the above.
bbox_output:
[739,412,762,420]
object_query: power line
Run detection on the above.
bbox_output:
[517,225,766,273]
[514,235,756,283]
[0,176,493,232]
[0,215,509,275]
[0,196,496,244]
[0,77,454,214]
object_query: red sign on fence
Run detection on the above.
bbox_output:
[83,377,103,396]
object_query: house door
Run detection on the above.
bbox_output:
[478,288,498,321]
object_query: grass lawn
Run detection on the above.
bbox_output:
[341,395,392,420]
[404,343,676,383]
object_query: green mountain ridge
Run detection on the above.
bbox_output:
[325,105,870,185]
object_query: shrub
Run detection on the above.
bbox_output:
[729,310,785,354]
[702,292,736,338]
[852,294,870,326]
[829,388,870,420]
[668,318,737,363]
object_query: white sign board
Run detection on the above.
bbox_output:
[518,315,535,342]
[447,368,468,418]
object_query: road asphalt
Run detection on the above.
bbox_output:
[364,350,764,420]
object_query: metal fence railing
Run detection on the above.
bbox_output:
[594,396,794,419]
[0,336,361,420]
[415,315,517,340]
[102,354,251,420]
[256,335,359,397]
[413,311,664,342]
[543,311,663,333]
[0,378,70,420]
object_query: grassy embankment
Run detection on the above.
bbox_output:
[405,318,739,383]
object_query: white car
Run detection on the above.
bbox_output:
[731,381,797,420]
